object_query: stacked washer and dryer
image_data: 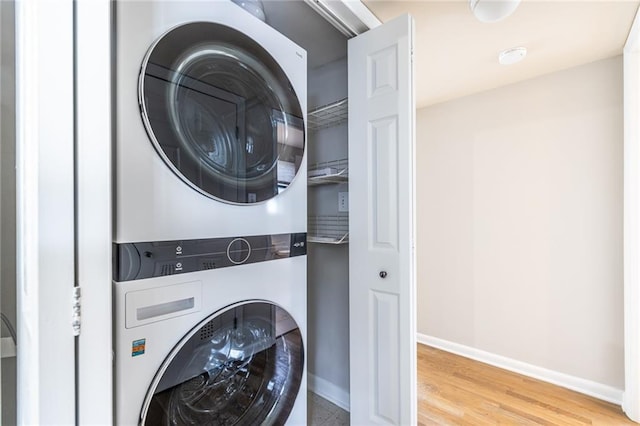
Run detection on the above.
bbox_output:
[112,1,307,424]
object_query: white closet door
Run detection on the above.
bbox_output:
[348,13,416,425]
[16,1,76,424]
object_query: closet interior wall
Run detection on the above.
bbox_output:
[307,58,350,402]
[261,0,351,406]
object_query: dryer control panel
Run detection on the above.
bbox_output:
[113,233,306,282]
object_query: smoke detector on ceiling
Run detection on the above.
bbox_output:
[469,0,521,23]
[498,47,527,65]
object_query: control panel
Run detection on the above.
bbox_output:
[114,233,306,282]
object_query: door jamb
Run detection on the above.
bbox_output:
[623,5,640,422]
[75,0,113,423]
[15,0,76,423]
[302,0,380,37]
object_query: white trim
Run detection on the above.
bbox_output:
[307,373,350,412]
[625,5,640,52]
[76,0,113,424]
[15,0,76,424]
[418,334,624,406]
[303,0,380,37]
[340,1,381,30]
[623,5,640,422]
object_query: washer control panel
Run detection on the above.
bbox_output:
[114,232,306,282]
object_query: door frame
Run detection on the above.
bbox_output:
[623,5,640,422]
[15,0,76,423]
[75,0,112,424]
[302,0,380,37]
[15,0,113,424]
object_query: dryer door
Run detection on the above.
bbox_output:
[140,302,304,425]
[140,22,305,204]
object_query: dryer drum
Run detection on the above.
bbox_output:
[139,22,305,205]
[140,302,304,425]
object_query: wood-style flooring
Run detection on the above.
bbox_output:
[418,344,635,425]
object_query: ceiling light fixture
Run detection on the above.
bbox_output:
[469,0,521,23]
[498,47,527,65]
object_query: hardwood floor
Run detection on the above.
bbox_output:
[418,344,635,425]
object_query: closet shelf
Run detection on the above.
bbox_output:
[308,159,348,186]
[307,98,348,131]
[308,215,349,245]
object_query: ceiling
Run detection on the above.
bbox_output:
[363,0,640,108]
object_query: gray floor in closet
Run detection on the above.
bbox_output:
[307,392,350,426]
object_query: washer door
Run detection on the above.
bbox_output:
[140,22,305,204]
[140,302,304,425]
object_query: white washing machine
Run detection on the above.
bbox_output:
[113,255,307,425]
[113,1,307,424]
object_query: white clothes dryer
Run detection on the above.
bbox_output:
[114,0,307,244]
[113,255,307,425]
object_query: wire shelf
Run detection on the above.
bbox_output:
[308,158,348,186]
[308,215,349,244]
[307,98,348,131]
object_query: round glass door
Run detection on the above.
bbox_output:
[140,302,304,425]
[140,22,305,204]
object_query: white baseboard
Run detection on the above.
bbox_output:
[307,372,350,412]
[417,333,624,405]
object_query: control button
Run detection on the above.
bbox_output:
[290,233,307,257]
[227,238,251,265]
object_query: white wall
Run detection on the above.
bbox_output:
[417,56,624,388]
